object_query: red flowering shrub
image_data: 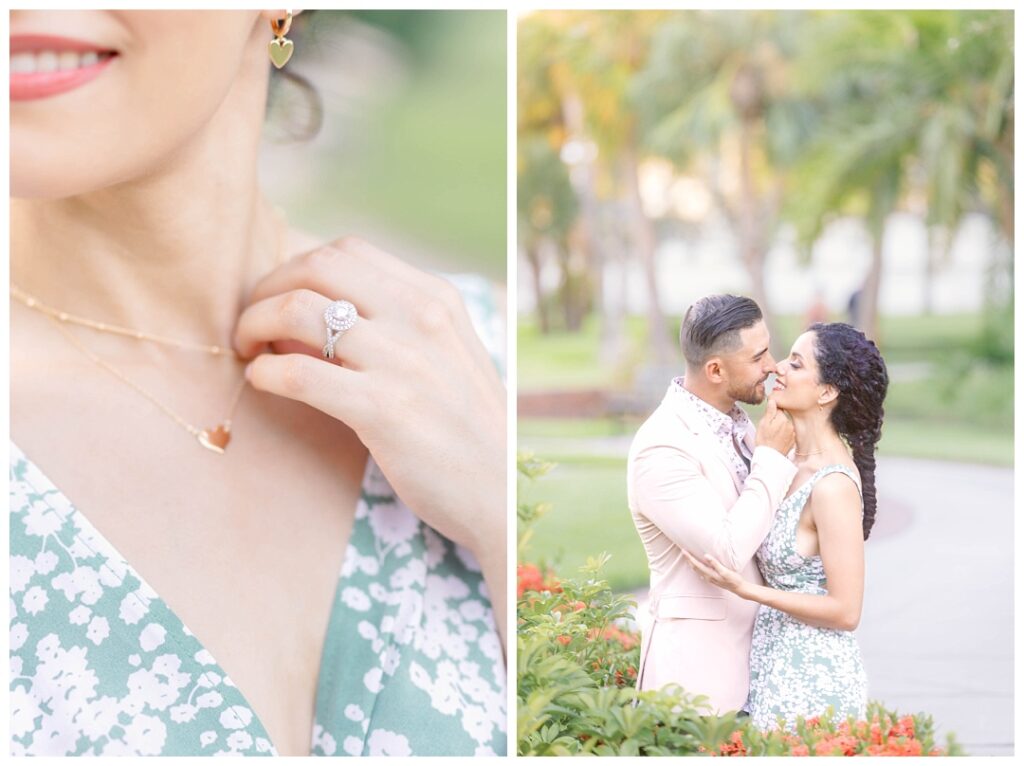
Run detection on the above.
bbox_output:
[710,705,960,757]
[516,563,561,599]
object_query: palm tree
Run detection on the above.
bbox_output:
[785,9,1014,340]
[634,10,815,344]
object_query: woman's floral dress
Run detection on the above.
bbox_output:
[745,464,868,731]
[9,275,507,756]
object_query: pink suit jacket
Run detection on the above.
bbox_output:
[626,383,798,713]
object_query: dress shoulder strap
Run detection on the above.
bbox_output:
[809,463,863,514]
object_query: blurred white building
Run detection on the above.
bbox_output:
[518,210,1006,318]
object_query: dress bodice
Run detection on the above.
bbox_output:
[755,464,862,595]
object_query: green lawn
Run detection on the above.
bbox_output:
[518,458,643,592]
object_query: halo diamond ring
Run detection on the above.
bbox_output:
[322,299,358,359]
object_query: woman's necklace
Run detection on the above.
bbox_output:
[795,447,825,457]
[36,307,247,454]
[10,284,238,356]
[11,206,290,454]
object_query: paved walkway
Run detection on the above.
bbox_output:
[526,432,1015,756]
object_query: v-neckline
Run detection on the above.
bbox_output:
[9,438,371,757]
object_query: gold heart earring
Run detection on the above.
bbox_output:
[268,10,294,69]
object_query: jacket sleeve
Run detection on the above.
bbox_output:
[631,442,798,570]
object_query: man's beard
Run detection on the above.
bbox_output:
[728,379,766,406]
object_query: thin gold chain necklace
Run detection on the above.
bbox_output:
[11,206,289,454]
[41,311,247,454]
[10,284,239,356]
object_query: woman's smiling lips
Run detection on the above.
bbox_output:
[10,35,117,101]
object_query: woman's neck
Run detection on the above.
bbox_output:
[791,409,847,463]
[10,31,281,352]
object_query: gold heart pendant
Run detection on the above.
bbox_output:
[268,38,293,69]
[198,425,231,454]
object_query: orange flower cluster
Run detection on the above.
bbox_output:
[718,731,748,756]
[516,563,561,599]
[712,712,945,757]
[587,624,639,650]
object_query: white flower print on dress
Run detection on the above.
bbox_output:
[170,703,198,723]
[226,729,254,751]
[341,585,371,612]
[34,549,59,576]
[75,695,120,740]
[118,588,151,625]
[11,622,29,652]
[219,705,254,729]
[122,713,168,755]
[366,729,412,756]
[86,615,109,645]
[195,689,224,709]
[68,604,91,625]
[139,622,167,651]
[22,500,64,538]
[11,555,35,593]
[10,685,42,738]
[22,585,48,615]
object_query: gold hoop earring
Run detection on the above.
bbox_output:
[269,10,294,69]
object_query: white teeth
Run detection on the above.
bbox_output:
[10,49,107,74]
[58,51,79,70]
[11,53,36,74]
[36,51,58,73]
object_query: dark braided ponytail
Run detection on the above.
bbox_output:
[808,323,889,540]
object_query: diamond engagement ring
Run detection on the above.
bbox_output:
[322,299,358,359]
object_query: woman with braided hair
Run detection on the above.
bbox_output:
[683,322,889,730]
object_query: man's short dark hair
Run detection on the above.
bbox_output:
[680,295,763,368]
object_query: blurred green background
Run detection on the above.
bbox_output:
[260,10,506,280]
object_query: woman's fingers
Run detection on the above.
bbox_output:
[683,549,711,580]
[246,351,366,425]
[704,554,728,575]
[233,288,381,369]
[246,239,422,320]
[247,238,491,361]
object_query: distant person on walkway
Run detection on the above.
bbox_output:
[684,322,889,730]
[627,294,797,714]
[847,287,863,328]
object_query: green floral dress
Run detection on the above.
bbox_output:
[745,464,868,731]
[9,275,507,756]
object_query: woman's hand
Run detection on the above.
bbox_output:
[233,236,506,640]
[681,549,752,599]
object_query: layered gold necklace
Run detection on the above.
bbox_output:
[11,209,288,455]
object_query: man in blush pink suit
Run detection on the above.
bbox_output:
[627,295,797,715]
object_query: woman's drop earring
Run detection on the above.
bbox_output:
[269,10,294,69]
